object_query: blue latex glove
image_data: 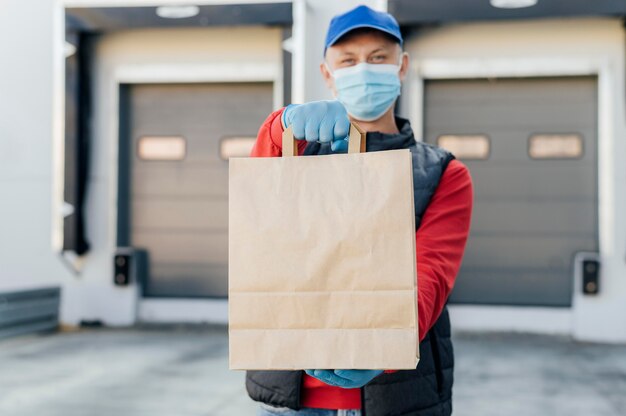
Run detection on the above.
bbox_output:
[282,100,350,152]
[304,369,384,389]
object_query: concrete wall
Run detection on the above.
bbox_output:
[0,0,68,293]
[400,18,626,343]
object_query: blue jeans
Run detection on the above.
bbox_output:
[257,402,361,416]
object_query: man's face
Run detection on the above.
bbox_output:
[320,30,409,96]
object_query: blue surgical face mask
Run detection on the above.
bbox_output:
[326,58,402,122]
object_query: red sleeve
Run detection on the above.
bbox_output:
[415,158,473,340]
[249,108,307,157]
[384,159,473,374]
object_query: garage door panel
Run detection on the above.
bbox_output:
[426,131,596,162]
[460,235,596,269]
[134,131,254,164]
[147,263,228,298]
[426,105,595,130]
[133,231,228,263]
[467,165,596,198]
[425,77,596,105]
[132,83,271,122]
[471,200,596,234]
[133,166,229,197]
[132,199,228,230]
[425,127,596,140]
[449,268,572,306]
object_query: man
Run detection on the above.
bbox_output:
[246,5,473,416]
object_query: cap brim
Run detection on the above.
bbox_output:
[326,23,402,51]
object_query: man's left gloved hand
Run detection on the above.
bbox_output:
[304,369,384,389]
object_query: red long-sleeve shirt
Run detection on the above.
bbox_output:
[249,108,474,410]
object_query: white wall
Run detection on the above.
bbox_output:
[401,18,626,343]
[0,0,69,292]
[63,26,283,326]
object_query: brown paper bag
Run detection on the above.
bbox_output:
[228,122,419,370]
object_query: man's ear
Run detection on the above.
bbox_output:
[399,51,409,82]
[320,61,336,95]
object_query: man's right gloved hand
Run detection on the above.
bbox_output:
[282,100,351,152]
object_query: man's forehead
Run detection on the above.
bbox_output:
[327,32,399,56]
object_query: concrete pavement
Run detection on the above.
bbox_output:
[1,326,625,416]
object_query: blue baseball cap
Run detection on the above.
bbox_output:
[324,5,403,54]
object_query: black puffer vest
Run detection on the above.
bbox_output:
[246,117,456,416]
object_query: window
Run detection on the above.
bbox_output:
[528,134,583,159]
[437,135,490,160]
[137,136,186,161]
[220,136,256,160]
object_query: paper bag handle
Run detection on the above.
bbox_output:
[282,122,366,157]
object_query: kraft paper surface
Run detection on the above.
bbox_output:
[228,149,418,370]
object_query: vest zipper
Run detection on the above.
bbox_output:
[295,370,303,409]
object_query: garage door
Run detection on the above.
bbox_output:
[123,82,273,298]
[424,77,598,306]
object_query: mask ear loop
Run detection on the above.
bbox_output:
[324,61,340,99]
[324,61,336,77]
[396,51,405,72]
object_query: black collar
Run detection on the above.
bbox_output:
[303,116,416,155]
